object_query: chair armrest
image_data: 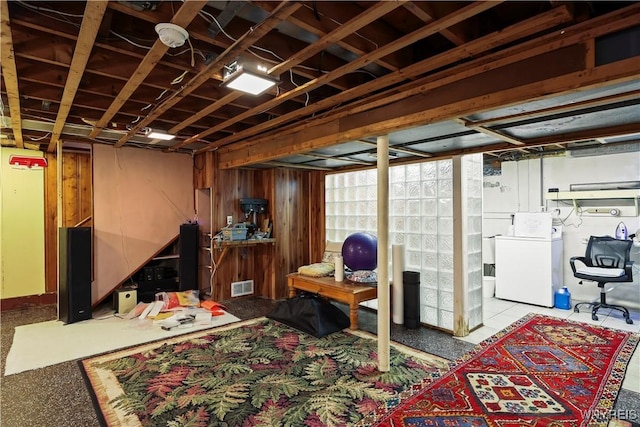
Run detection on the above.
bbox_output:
[570,256,587,274]
[624,260,635,279]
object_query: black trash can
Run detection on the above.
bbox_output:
[403,271,420,329]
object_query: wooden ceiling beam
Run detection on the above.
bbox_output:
[299,152,375,166]
[254,1,402,72]
[201,4,571,154]
[218,56,640,168]
[115,1,302,148]
[1,0,24,148]
[357,140,433,158]
[168,1,407,148]
[89,1,207,139]
[9,19,196,73]
[263,160,332,171]
[107,0,349,93]
[47,1,109,152]
[523,122,640,147]
[456,118,525,146]
[13,51,284,121]
[241,2,632,154]
[13,76,259,130]
[402,2,466,46]
[184,1,501,151]
[270,1,406,76]
[466,89,640,128]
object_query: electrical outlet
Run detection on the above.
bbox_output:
[226,215,233,226]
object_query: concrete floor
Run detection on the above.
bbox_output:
[1,297,638,426]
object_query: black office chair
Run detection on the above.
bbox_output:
[571,236,634,324]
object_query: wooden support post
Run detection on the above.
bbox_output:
[377,134,390,372]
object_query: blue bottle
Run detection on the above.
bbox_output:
[554,286,572,310]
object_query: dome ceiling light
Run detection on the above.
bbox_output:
[154,23,189,48]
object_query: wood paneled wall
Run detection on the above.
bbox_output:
[194,153,327,301]
[43,150,92,295]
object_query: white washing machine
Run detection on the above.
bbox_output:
[494,235,563,307]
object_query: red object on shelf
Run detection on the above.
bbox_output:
[8,155,48,169]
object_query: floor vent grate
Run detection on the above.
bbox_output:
[231,280,254,297]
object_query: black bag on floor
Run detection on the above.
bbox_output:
[267,292,350,338]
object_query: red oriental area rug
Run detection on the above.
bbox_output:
[365,313,639,427]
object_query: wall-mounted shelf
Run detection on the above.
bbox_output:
[545,189,640,216]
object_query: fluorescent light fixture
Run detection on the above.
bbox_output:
[146,130,175,140]
[221,58,279,96]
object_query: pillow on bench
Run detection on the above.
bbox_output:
[298,262,335,277]
[297,241,343,277]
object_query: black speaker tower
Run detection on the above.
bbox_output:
[59,227,92,324]
[179,223,199,291]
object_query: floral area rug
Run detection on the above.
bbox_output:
[81,317,448,427]
[365,313,639,427]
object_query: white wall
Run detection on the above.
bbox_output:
[483,149,640,310]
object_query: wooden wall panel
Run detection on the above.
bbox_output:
[203,152,321,301]
[62,153,79,226]
[193,151,214,190]
[307,171,326,262]
[272,168,310,298]
[209,152,263,301]
[78,154,92,225]
[43,150,92,295]
[44,152,58,294]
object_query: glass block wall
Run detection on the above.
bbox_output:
[325,154,483,331]
[463,154,484,330]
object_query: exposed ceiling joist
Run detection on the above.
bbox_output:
[1,1,637,171]
[1,0,24,148]
[115,0,302,147]
[357,140,433,158]
[197,4,574,154]
[47,1,109,152]
[88,1,206,139]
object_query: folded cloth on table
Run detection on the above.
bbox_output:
[298,262,335,277]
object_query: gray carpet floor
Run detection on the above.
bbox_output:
[1,297,639,426]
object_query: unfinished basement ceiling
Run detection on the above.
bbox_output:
[1,1,638,170]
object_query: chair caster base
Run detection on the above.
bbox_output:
[574,302,634,325]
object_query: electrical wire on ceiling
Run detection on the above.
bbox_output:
[12,1,379,139]
[199,4,382,111]
[28,132,52,141]
[300,2,379,50]
[15,0,83,22]
[199,7,320,103]
[13,0,200,134]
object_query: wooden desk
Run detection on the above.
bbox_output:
[287,273,377,330]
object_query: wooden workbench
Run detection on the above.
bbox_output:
[286,273,377,330]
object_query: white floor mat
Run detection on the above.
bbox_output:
[4,310,240,376]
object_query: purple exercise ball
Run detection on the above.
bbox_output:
[342,232,378,271]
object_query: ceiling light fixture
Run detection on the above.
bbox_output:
[155,23,189,48]
[146,129,175,140]
[221,58,279,96]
